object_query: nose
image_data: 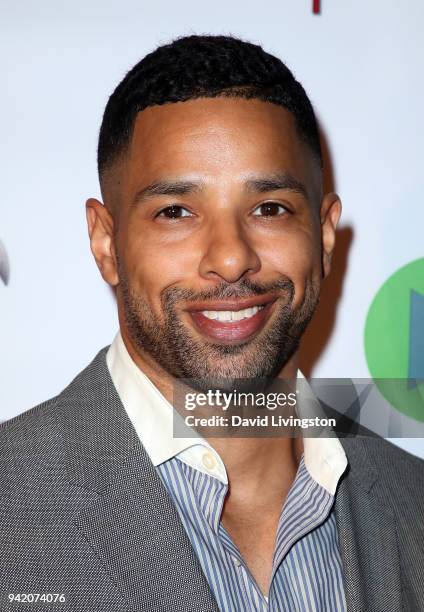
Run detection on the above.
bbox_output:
[198,218,261,283]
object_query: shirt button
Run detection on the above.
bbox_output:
[202,452,217,471]
[232,555,241,567]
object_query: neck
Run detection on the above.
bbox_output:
[209,435,303,504]
[205,356,303,502]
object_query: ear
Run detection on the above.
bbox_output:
[85,198,119,286]
[320,193,342,279]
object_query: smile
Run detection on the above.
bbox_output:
[186,297,276,344]
[200,305,265,322]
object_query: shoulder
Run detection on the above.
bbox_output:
[0,395,62,454]
[343,434,424,477]
[341,435,424,510]
[364,435,424,479]
[0,394,67,503]
[0,346,110,486]
[0,346,110,437]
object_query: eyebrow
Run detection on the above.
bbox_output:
[244,173,308,197]
[132,172,308,206]
[133,180,202,205]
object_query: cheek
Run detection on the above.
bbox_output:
[260,229,321,299]
[120,224,202,309]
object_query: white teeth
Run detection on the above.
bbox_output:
[201,305,264,322]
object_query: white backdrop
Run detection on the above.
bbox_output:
[1,0,423,456]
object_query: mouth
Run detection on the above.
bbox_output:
[185,295,277,344]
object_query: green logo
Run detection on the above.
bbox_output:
[364,258,424,422]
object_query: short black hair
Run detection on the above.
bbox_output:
[98,35,322,186]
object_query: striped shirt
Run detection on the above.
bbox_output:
[157,452,345,611]
[107,331,348,611]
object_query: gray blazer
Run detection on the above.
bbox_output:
[1,348,423,612]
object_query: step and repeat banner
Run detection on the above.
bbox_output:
[1,1,423,455]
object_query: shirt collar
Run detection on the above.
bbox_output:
[107,330,347,495]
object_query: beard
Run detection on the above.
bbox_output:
[118,266,320,389]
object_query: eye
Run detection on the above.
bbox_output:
[156,205,193,219]
[252,201,288,217]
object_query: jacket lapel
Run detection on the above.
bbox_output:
[336,437,402,612]
[63,348,219,612]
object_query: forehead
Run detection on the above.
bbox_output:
[107,97,322,210]
[120,97,320,199]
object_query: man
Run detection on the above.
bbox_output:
[1,35,423,612]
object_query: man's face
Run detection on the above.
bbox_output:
[89,98,340,382]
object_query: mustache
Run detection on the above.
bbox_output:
[161,277,295,308]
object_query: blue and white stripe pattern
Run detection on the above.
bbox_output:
[157,453,346,611]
